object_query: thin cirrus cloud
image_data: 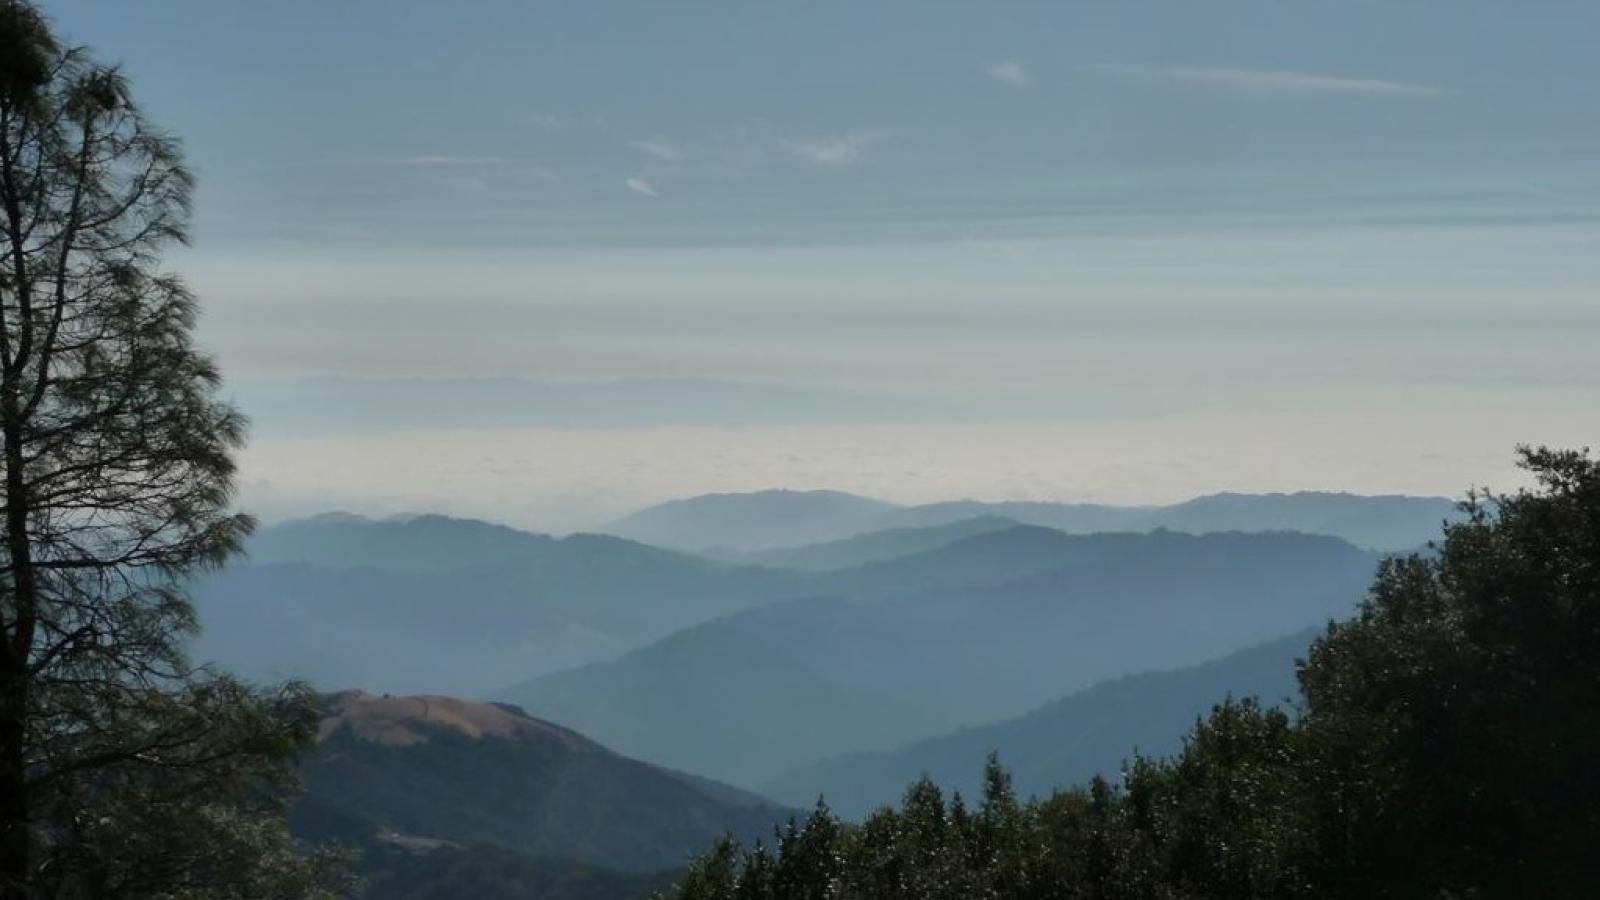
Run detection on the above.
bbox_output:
[366,155,513,166]
[630,140,683,161]
[782,133,885,166]
[527,111,610,130]
[985,60,1033,88]
[1097,64,1441,97]
[624,177,660,197]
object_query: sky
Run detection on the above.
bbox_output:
[37,1,1600,529]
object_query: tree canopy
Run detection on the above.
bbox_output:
[0,3,344,897]
[667,446,1600,899]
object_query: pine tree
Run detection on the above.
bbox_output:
[0,3,344,896]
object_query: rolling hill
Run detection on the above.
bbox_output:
[294,691,791,875]
[246,512,565,574]
[210,511,1382,699]
[500,528,1376,787]
[762,628,1318,818]
[198,494,1447,698]
[710,515,1021,571]
[193,515,809,695]
[605,489,899,552]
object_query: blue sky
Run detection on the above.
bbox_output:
[44,1,1600,253]
[35,1,1600,524]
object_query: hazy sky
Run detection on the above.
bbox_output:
[38,1,1600,527]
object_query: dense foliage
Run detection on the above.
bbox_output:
[667,447,1600,899]
[0,3,344,897]
[353,843,675,900]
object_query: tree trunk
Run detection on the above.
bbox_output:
[0,680,27,900]
[1,389,34,900]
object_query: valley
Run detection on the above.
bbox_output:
[186,488,1452,889]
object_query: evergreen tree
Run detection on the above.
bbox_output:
[0,3,345,897]
[1296,446,1600,896]
[665,447,1600,899]
[770,801,841,900]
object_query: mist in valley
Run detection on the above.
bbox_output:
[7,2,1600,899]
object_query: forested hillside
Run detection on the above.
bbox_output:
[664,448,1600,899]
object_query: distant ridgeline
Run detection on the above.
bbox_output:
[197,514,808,696]
[604,488,1459,554]
[763,627,1316,818]
[496,528,1374,788]
[179,488,1473,898]
[196,489,1442,699]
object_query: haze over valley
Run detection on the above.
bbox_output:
[11,2,1600,898]
[196,489,1436,788]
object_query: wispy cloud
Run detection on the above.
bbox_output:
[985,60,1033,88]
[624,177,660,197]
[368,155,512,167]
[783,132,886,166]
[630,140,682,161]
[785,139,859,166]
[1097,64,1440,97]
[527,112,609,130]
[440,174,491,194]
[347,155,558,182]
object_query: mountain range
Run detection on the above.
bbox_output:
[193,515,808,695]
[707,514,1021,571]
[499,528,1375,787]
[177,487,1464,900]
[199,491,1416,697]
[606,489,1458,553]
[190,490,1437,803]
[763,628,1317,817]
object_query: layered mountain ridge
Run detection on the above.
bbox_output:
[498,528,1375,787]
[607,488,1457,553]
[763,628,1317,817]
